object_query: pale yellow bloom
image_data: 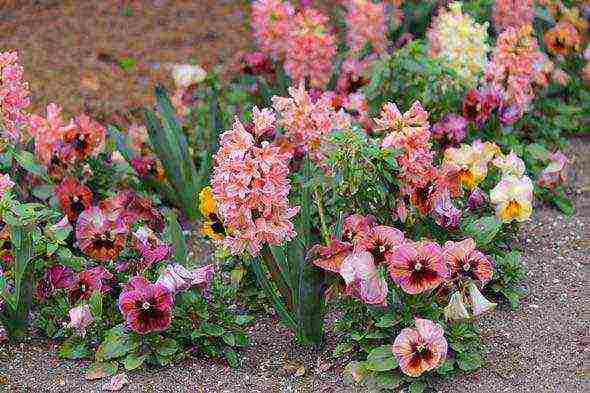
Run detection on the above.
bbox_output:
[490,175,534,222]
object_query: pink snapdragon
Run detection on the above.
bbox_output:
[0,51,30,141]
[343,0,388,56]
[211,115,300,256]
[492,0,534,32]
[251,0,296,60]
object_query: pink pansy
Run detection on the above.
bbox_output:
[442,238,494,285]
[68,266,113,304]
[67,304,94,337]
[492,151,526,178]
[76,207,128,262]
[156,263,215,294]
[538,151,570,189]
[36,265,75,300]
[342,213,376,243]
[132,227,172,271]
[388,241,449,294]
[392,318,448,377]
[310,237,353,273]
[118,276,173,334]
[431,114,468,144]
[211,115,300,256]
[101,190,164,231]
[0,174,15,197]
[356,226,405,265]
[467,187,488,210]
[339,251,388,306]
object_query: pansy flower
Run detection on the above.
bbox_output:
[76,207,127,262]
[538,151,570,189]
[156,263,215,294]
[492,151,526,178]
[101,191,164,231]
[443,140,499,190]
[118,276,173,334]
[356,226,405,265]
[36,264,75,300]
[544,21,582,56]
[199,186,226,241]
[67,304,94,337]
[61,114,106,162]
[442,238,493,285]
[462,88,502,126]
[388,241,449,294]
[310,237,353,273]
[132,227,172,271]
[339,251,388,306]
[56,177,93,222]
[433,193,461,230]
[490,175,533,223]
[392,318,448,377]
[68,266,113,304]
[130,157,166,181]
[342,213,376,243]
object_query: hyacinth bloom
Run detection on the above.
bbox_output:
[427,2,489,87]
[343,0,388,56]
[357,226,405,265]
[283,8,337,89]
[485,26,544,116]
[492,0,534,31]
[36,265,75,300]
[339,251,388,306]
[68,266,113,304]
[272,82,342,165]
[156,263,214,294]
[171,64,207,89]
[132,227,172,270]
[443,140,499,190]
[442,238,493,285]
[462,88,502,126]
[211,116,300,256]
[0,174,15,198]
[76,207,127,262]
[544,21,582,56]
[492,151,526,178]
[118,276,173,334]
[56,178,93,222]
[67,304,94,337]
[538,151,571,189]
[388,241,449,294]
[431,114,468,144]
[251,0,296,60]
[392,318,448,377]
[0,51,30,141]
[490,175,534,223]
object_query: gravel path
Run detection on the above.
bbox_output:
[1,139,587,393]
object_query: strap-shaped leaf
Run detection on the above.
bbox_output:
[165,211,188,265]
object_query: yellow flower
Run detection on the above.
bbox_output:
[490,175,534,223]
[199,187,225,241]
[443,140,499,189]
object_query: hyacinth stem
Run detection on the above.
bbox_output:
[313,189,330,245]
[260,247,293,311]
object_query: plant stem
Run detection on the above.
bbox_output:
[260,247,293,311]
[314,189,330,244]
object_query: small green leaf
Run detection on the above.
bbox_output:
[365,345,398,372]
[224,349,239,368]
[552,195,574,216]
[409,380,426,393]
[234,315,253,326]
[124,353,147,371]
[85,362,118,380]
[463,216,502,247]
[89,291,103,320]
[222,332,236,347]
[202,323,225,337]
[374,372,402,388]
[376,313,398,328]
[156,338,179,357]
[333,342,354,358]
[59,336,92,359]
[457,351,484,372]
[14,150,48,179]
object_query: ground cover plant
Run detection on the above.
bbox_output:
[0,0,588,391]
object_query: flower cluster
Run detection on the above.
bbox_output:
[0,51,30,141]
[211,113,300,256]
[427,2,490,87]
[492,0,535,32]
[343,0,388,56]
[485,26,545,120]
[251,0,296,60]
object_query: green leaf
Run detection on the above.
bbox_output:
[14,150,48,179]
[365,345,398,372]
[124,353,148,371]
[376,314,399,328]
[89,291,103,320]
[95,326,139,361]
[436,358,455,375]
[409,380,426,393]
[233,331,250,347]
[234,315,254,326]
[457,351,484,372]
[333,342,354,358]
[222,332,236,347]
[85,362,118,380]
[165,211,188,265]
[552,195,574,216]
[202,323,225,337]
[224,349,239,368]
[156,338,179,357]
[374,372,402,389]
[59,336,92,359]
[463,216,502,247]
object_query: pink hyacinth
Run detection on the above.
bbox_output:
[283,8,337,89]
[0,174,15,198]
[388,241,449,294]
[118,276,173,334]
[0,51,30,141]
[251,0,296,60]
[485,26,544,118]
[392,318,448,377]
[492,0,534,32]
[343,0,388,56]
[211,115,300,256]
